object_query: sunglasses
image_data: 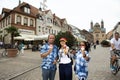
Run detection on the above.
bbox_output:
[80,44,85,46]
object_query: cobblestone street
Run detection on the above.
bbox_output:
[0,45,120,80]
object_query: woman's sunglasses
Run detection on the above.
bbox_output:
[80,44,85,46]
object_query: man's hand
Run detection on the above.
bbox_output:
[48,44,53,54]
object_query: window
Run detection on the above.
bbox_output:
[3,20,5,27]
[17,16,21,24]
[49,29,51,33]
[8,16,10,24]
[30,19,34,26]
[24,17,28,26]
[39,16,43,20]
[102,34,104,37]
[54,30,56,34]
[24,7,30,14]
[47,18,52,23]
[39,26,41,28]
[2,13,5,18]
[6,18,8,26]
[42,27,44,32]
[96,34,99,37]
[1,22,2,28]
[52,29,53,34]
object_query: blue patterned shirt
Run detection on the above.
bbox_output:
[74,50,90,79]
[40,43,58,70]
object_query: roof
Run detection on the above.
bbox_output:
[106,30,113,39]
[13,2,39,17]
[2,8,11,13]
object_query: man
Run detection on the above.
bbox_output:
[110,32,120,70]
[40,34,58,80]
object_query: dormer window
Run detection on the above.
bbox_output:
[2,13,5,18]
[39,16,43,20]
[47,18,52,23]
[24,7,30,14]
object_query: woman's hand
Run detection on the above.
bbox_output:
[53,60,57,64]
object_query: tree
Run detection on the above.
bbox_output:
[5,26,20,48]
[101,40,110,47]
[55,31,77,48]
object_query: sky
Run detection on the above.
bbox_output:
[0,0,120,33]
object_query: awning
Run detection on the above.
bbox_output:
[14,34,36,41]
[34,34,49,40]
[14,36,24,40]
[14,34,49,41]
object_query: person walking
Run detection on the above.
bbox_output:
[58,37,72,80]
[73,41,90,80]
[18,42,25,54]
[93,42,96,49]
[110,32,120,71]
[40,34,58,80]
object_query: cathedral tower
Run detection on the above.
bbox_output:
[101,20,104,28]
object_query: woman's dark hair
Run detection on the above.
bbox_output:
[80,41,89,52]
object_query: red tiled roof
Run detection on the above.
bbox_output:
[2,8,11,13]
[53,13,67,24]
[53,13,62,26]
[13,2,39,17]
[60,18,67,25]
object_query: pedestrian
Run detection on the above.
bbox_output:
[58,37,73,80]
[14,41,18,48]
[40,34,58,80]
[93,42,96,49]
[73,41,90,80]
[18,42,25,54]
[0,41,3,49]
[86,41,91,52]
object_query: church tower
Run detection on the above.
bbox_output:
[101,20,104,28]
[91,21,93,29]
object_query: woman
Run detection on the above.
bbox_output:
[74,41,90,80]
[58,37,72,80]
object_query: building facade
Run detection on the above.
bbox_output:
[81,29,94,43]
[89,20,106,43]
[0,1,72,43]
[107,22,120,40]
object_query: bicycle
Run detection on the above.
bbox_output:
[110,50,120,75]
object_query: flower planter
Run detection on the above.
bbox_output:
[7,49,18,57]
[101,44,110,47]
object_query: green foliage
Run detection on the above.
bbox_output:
[101,40,110,47]
[5,26,20,47]
[55,31,77,48]
[5,26,20,36]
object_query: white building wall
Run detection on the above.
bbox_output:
[15,13,35,27]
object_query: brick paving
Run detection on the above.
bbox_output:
[0,49,41,80]
[0,45,120,80]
